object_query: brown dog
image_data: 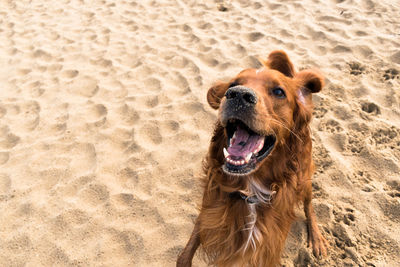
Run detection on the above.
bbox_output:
[177,50,328,267]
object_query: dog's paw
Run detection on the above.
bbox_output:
[308,230,329,259]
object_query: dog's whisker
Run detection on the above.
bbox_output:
[269,118,304,143]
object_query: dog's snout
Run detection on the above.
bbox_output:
[225,86,257,105]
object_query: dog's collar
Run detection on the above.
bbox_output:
[229,190,275,205]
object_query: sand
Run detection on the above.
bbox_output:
[0,0,399,266]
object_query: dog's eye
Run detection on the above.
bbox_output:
[272,87,286,98]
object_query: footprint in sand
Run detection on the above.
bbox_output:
[21,100,41,131]
[318,119,347,151]
[354,45,373,59]
[294,248,313,267]
[390,51,400,64]
[312,96,328,119]
[374,192,400,223]
[331,220,354,248]
[386,179,400,199]
[247,32,264,42]
[0,126,20,149]
[354,170,373,191]
[117,167,139,188]
[138,123,162,145]
[117,104,140,125]
[84,102,108,127]
[346,133,366,154]
[244,55,263,69]
[332,45,351,53]
[313,144,333,173]
[348,61,365,75]
[99,229,144,260]
[198,52,218,67]
[4,234,33,259]
[58,209,90,226]
[169,55,189,69]
[78,183,110,206]
[383,68,399,80]
[32,49,52,61]
[67,75,99,97]
[318,119,343,133]
[58,175,95,197]
[172,72,191,95]
[371,126,398,146]
[144,77,162,92]
[36,168,70,190]
[311,180,328,198]
[160,120,180,135]
[341,208,356,226]
[361,102,381,115]
[61,69,79,79]
[38,243,75,266]
[144,95,159,108]
[313,201,334,225]
[27,80,45,97]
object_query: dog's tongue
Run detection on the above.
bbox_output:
[227,125,264,159]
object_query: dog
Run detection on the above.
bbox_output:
[177,50,328,267]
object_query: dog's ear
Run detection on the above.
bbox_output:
[207,81,229,109]
[295,70,324,106]
[292,70,324,129]
[263,50,295,77]
[296,70,324,93]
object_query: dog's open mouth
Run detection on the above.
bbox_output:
[222,119,276,175]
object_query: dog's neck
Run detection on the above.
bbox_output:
[227,176,276,205]
[228,188,276,205]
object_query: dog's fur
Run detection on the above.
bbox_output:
[177,50,328,267]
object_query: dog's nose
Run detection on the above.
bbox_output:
[225,86,257,105]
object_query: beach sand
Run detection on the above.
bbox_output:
[0,0,399,266]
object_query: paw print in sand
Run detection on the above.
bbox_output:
[383,68,399,80]
[361,102,380,115]
[318,119,343,133]
[348,62,365,76]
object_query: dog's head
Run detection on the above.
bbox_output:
[207,50,324,176]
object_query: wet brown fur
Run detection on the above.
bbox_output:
[177,50,328,267]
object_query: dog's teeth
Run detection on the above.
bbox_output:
[245,152,252,163]
[223,148,229,158]
[254,140,264,153]
[230,132,236,146]
[240,160,245,165]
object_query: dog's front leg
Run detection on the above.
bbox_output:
[304,194,329,258]
[177,217,201,267]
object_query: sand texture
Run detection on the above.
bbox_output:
[0,0,399,266]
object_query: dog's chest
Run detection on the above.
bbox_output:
[243,203,262,251]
